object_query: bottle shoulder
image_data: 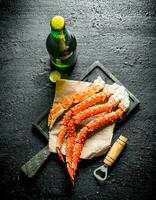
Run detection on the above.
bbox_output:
[46,30,77,53]
[66,31,77,49]
[46,33,53,44]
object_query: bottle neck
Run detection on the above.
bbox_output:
[51,28,68,40]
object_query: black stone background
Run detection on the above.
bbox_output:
[0,0,156,199]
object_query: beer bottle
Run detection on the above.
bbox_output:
[46,16,77,71]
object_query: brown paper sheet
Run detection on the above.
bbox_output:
[49,79,115,159]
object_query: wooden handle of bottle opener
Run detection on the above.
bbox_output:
[103,135,128,167]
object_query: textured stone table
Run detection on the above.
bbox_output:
[0,0,156,199]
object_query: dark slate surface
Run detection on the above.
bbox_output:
[0,0,156,199]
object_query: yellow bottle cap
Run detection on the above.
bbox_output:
[50,16,65,30]
[49,70,61,83]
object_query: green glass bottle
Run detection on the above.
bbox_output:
[46,16,77,71]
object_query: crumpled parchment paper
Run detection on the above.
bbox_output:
[49,79,115,159]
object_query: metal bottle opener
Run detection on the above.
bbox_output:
[93,135,128,181]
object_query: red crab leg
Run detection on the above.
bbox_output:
[56,91,111,161]
[73,99,119,125]
[71,108,125,181]
[56,110,72,161]
[71,92,111,115]
[66,119,76,181]
[48,84,103,130]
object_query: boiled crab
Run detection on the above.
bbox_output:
[48,77,130,185]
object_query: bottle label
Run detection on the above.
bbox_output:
[56,59,62,65]
[52,51,77,69]
[60,52,73,60]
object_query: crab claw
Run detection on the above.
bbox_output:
[67,163,75,185]
[57,147,65,162]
